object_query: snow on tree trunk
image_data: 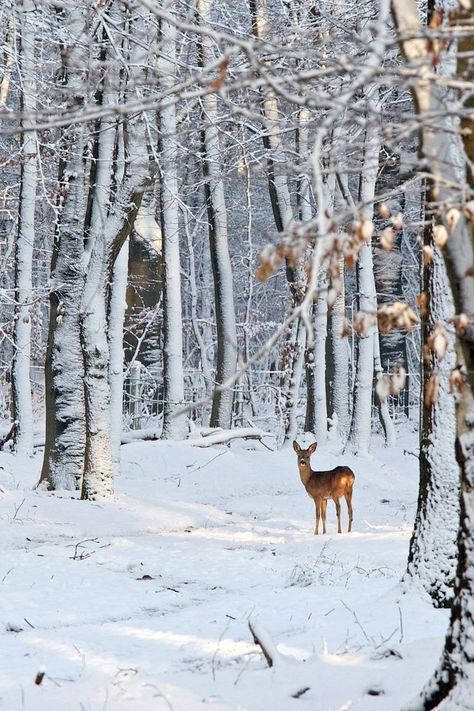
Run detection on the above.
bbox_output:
[305,272,328,443]
[330,258,350,439]
[374,329,397,447]
[392,1,474,706]
[159,8,187,440]
[285,318,305,442]
[38,6,90,491]
[405,246,459,608]
[12,0,36,457]
[249,0,308,444]
[109,239,129,481]
[198,0,238,430]
[348,93,394,453]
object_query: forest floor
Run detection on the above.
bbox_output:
[0,431,449,711]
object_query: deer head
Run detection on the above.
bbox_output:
[293,441,318,469]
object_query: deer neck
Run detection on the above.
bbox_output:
[298,464,312,489]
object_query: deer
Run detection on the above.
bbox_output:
[293,441,355,535]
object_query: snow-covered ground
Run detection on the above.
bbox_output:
[0,433,449,711]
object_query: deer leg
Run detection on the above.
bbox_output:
[321,499,327,534]
[345,491,353,532]
[314,500,320,535]
[334,498,342,533]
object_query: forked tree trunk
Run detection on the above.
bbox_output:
[12,0,37,456]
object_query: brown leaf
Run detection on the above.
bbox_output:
[424,374,439,406]
[210,57,230,91]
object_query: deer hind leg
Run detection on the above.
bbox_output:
[334,497,342,533]
[314,500,320,535]
[321,499,328,535]
[345,489,353,533]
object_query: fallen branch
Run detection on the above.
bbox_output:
[0,421,16,450]
[248,617,281,668]
[186,427,274,448]
[120,426,274,448]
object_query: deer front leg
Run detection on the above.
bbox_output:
[334,498,342,533]
[314,500,320,535]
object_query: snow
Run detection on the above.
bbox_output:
[0,434,450,710]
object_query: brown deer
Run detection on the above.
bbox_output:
[293,441,355,535]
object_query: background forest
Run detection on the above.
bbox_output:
[0,0,474,709]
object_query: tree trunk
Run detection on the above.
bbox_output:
[330,258,350,439]
[197,0,238,429]
[109,239,129,481]
[348,93,394,452]
[405,245,459,608]
[305,272,328,443]
[392,0,474,706]
[38,6,91,491]
[12,0,37,457]
[160,7,187,440]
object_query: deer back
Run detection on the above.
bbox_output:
[305,466,355,500]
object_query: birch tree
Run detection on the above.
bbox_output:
[159,5,188,440]
[12,0,37,456]
[197,0,238,430]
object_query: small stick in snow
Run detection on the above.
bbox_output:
[34,667,45,685]
[248,617,280,668]
[398,604,404,643]
[291,687,310,699]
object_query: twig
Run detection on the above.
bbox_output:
[340,600,371,644]
[248,617,280,668]
[398,604,404,643]
[12,498,26,522]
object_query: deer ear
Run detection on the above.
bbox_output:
[293,440,301,453]
[308,442,318,454]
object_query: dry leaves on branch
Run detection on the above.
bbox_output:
[433,224,448,248]
[462,200,474,221]
[256,236,307,283]
[452,313,470,335]
[449,367,465,393]
[422,245,434,264]
[353,311,376,336]
[416,292,429,317]
[375,367,407,403]
[378,302,418,333]
[380,227,394,252]
[424,374,439,406]
[446,208,461,235]
[427,324,448,360]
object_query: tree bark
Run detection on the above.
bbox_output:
[392,0,474,707]
[197,0,238,430]
[12,0,37,457]
[160,6,188,440]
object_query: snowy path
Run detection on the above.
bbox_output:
[0,436,449,711]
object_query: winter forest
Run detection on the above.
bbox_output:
[0,0,474,708]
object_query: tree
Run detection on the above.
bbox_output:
[392,0,474,706]
[12,0,37,456]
